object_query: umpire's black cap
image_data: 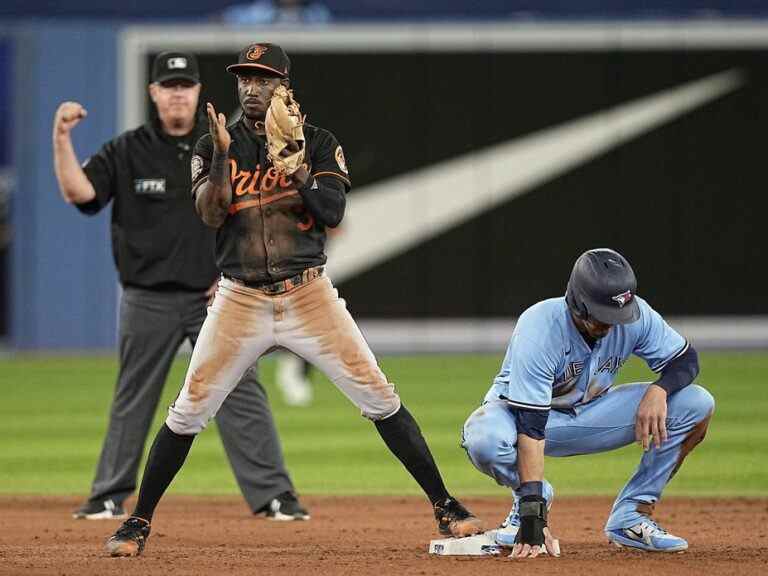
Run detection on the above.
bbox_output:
[565,248,641,325]
[226,43,290,78]
[152,51,200,84]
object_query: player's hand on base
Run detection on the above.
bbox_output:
[53,101,87,137]
[510,527,561,559]
[635,384,668,451]
[206,102,231,152]
[510,495,560,559]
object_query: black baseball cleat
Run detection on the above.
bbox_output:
[434,497,484,537]
[255,491,310,521]
[73,498,127,520]
[105,516,151,557]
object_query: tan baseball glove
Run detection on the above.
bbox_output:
[265,85,305,175]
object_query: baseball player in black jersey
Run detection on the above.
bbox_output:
[53,51,307,523]
[105,42,483,557]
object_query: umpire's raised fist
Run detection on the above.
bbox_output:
[53,101,88,137]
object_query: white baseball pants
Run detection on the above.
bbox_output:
[167,275,401,434]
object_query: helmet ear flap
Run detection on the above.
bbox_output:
[566,284,588,319]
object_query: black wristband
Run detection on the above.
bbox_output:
[518,481,543,498]
[516,495,547,546]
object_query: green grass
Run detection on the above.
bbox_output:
[1,352,765,497]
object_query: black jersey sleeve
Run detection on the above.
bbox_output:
[308,129,351,191]
[78,139,118,215]
[296,175,346,228]
[190,133,214,200]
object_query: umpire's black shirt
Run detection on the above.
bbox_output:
[77,116,217,291]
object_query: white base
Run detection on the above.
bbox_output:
[428,531,502,556]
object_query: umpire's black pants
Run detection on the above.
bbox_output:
[86,286,295,512]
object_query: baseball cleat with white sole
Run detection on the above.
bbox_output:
[73,498,127,520]
[606,519,688,552]
[434,497,484,537]
[256,491,310,521]
[106,516,151,557]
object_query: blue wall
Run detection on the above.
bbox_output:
[0,39,12,339]
[1,1,767,21]
[11,24,118,349]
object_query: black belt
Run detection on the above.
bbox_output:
[224,266,324,295]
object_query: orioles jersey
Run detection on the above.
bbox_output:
[191,118,350,283]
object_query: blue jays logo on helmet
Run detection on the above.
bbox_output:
[566,248,641,325]
[611,290,633,308]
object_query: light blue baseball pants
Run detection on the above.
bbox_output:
[461,383,714,530]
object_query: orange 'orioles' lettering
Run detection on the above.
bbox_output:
[233,170,254,196]
[261,167,279,192]
[230,159,262,197]
[229,159,309,197]
[227,159,312,225]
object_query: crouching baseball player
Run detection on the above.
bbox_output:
[462,248,714,557]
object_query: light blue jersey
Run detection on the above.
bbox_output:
[465,292,713,537]
[483,297,688,411]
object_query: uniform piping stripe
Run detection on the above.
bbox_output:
[261,190,299,205]
[652,340,690,373]
[504,399,552,411]
[313,171,351,186]
[229,199,260,214]
[228,190,299,214]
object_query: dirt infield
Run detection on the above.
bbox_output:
[1,495,765,575]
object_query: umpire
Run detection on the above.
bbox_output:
[52,52,308,521]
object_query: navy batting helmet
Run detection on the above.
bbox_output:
[565,248,640,325]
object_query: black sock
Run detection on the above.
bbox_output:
[374,404,450,505]
[132,424,195,522]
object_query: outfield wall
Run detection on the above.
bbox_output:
[8,23,118,350]
[6,21,768,350]
[356,317,768,354]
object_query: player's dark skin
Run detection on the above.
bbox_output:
[196,70,308,227]
[236,71,310,186]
